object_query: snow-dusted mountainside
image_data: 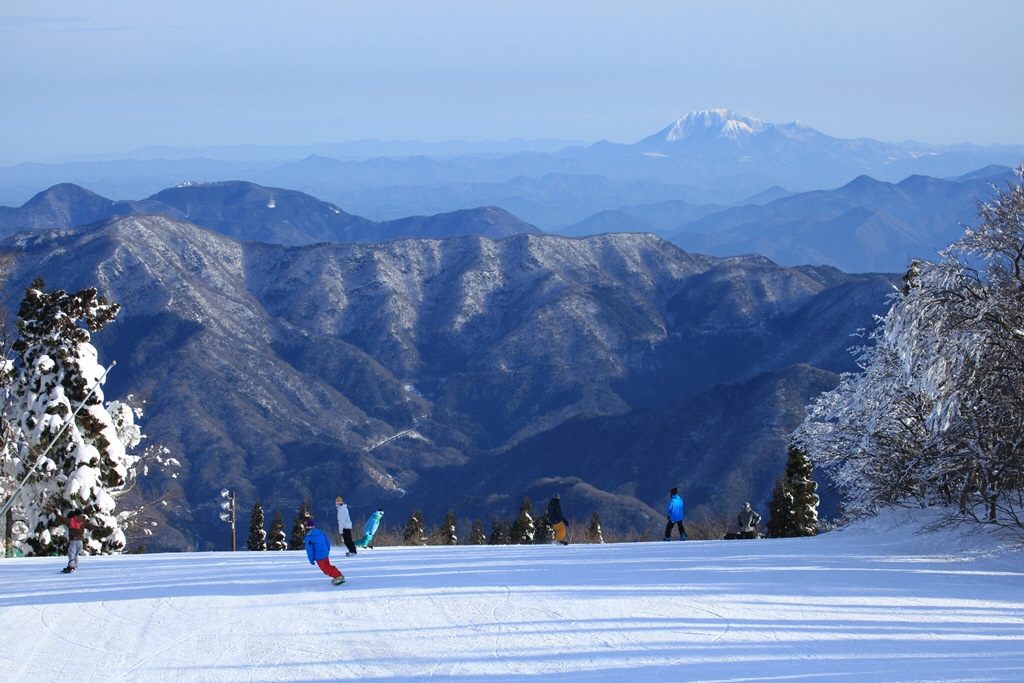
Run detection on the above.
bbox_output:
[2,509,1021,682]
[2,216,898,549]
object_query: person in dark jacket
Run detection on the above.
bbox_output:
[52,509,101,573]
[664,488,686,541]
[547,494,569,545]
[304,518,345,585]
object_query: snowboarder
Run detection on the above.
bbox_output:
[665,488,686,541]
[336,496,357,556]
[354,508,383,548]
[52,509,101,573]
[547,494,569,545]
[737,502,761,539]
[304,518,345,585]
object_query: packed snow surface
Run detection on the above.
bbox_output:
[2,510,1022,682]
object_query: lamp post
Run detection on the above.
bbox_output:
[219,489,236,551]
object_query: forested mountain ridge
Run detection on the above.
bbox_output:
[1,215,897,548]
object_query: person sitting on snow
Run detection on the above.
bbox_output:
[737,502,762,539]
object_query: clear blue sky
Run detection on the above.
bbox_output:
[1,1,1021,164]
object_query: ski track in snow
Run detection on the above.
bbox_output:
[2,511,1024,682]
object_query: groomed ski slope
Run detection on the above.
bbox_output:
[1,510,1022,683]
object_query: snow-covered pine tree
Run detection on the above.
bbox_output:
[288,498,311,550]
[534,510,553,544]
[587,510,604,543]
[510,497,535,544]
[440,509,457,545]
[767,443,819,538]
[247,499,266,551]
[488,516,510,545]
[267,509,287,550]
[1,278,142,556]
[402,509,426,545]
[468,519,487,545]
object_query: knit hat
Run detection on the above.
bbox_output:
[552,493,560,499]
[304,518,315,528]
[670,487,678,495]
[336,496,343,505]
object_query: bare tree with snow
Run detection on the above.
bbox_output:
[797,166,1024,534]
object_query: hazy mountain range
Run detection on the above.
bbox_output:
[562,165,1018,272]
[0,181,538,246]
[2,109,1020,229]
[1,162,1014,273]
[1,214,897,549]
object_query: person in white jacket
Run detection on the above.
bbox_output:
[336,497,357,555]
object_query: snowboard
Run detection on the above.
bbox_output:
[331,576,346,586]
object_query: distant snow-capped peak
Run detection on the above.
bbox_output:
[662,109,769,141]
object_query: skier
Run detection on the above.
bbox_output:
[354,508,384,548]
[335,496,357,556]
[664,488,686,541]
[52,509,101,573]
[304,518,345,585]
[737,502,762,539]
[547,494,569,545]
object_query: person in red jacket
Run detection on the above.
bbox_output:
[52,509,101,573]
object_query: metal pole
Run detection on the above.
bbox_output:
[230,490,236,552]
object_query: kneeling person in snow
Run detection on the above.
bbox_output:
[304,518,345,585]
[53,509,101,573]
[737,502,761,539]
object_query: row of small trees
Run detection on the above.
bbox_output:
[796,166,1024,534]
[398,500,606,546]
[245,498,321,551]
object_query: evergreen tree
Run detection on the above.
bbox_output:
[402,509,426,545]
[587,510,604,543]
[0,278,143,556]
[534,511,553,544]
[489,516,510,545]
[267,509,287,551]
[767,443,819,538]
[468,519,487,545]
[288,498,311,550]
[440,509,458,545]
[247,499,266,551]
[510,497,535,544]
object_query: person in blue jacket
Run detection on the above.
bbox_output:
[304,518,345,585]
[354,508,384,548]
[664,487,687,541]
